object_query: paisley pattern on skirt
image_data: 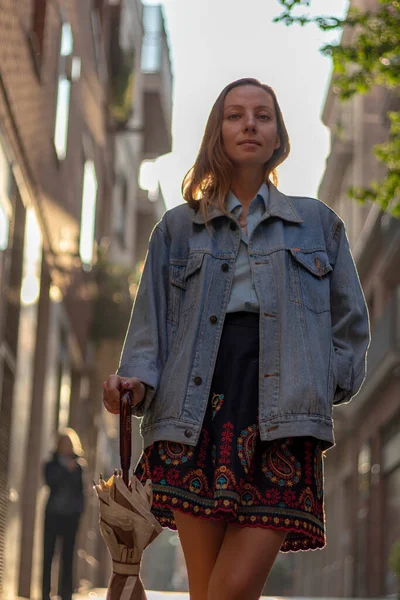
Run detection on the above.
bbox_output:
[135,312,326,552]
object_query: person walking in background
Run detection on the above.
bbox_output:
[103,77,370,599]
[42,428,85,600]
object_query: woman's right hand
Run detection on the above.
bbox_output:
[102,375,146,414]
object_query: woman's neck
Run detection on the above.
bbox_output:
[230,168,265,208]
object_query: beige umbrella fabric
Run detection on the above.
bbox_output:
[95,472,163,600]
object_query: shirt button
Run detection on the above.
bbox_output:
[194,376,202,385]
[229,222,237,231]
[210,315,217,324]
[184,429,193,438]
[221,263,229,272]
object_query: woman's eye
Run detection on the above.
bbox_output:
[227,114,240,120]
[258,114,270,121]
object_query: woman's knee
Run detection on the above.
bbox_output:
[208,572,262,600]
[207,525,286,600]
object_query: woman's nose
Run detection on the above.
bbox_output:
[243,113,256,131]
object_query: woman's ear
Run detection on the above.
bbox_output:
[274,135,281,150]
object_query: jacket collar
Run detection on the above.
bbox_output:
[192,182,304,225]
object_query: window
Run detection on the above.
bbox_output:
[141,5,162,73]
[54,22,74,160]
[0,143,11,253]
[79,159,98,266]
[20,208,42,307]
[358,443,372,498]
[0,196,10,252]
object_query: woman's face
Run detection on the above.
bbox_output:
[58,436,73,456]
[221,85,280,169]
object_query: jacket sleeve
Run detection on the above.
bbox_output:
[116,222,170,417]
[328,219,371,405]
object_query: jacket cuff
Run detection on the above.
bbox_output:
[131,384,155,418]
[115,365,157,417]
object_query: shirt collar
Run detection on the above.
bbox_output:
[225,182,269,214]
[192,182,304,225]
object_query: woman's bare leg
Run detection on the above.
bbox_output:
[207,525,286,600]
[173,510,227,600]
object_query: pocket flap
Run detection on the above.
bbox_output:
[170,261,187,289]
[289,249,333,277]
[184,253,204,279]
[170,253,205,290]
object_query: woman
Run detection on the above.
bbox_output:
[42,428,85,600]
[103,78,370,600]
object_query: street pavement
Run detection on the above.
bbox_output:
[73,591,280,599]
[74,592,190,599]
[73,592,189,599]
[73,593,390,600]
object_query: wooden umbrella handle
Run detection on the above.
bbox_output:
[120,389,132,487]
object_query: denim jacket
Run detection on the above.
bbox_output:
[117,183,370,450]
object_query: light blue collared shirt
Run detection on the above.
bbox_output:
[225,182,269,313]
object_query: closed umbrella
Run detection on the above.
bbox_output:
[95,390,163,599]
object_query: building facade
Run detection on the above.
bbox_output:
[0,0,173,598]
[0,1,114,596]
[90,1,175,590]
[291,3,400,595]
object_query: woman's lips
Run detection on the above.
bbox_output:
[238,141,260,149]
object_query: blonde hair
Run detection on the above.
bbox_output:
[182,78,291,226]
[55,427,84,457]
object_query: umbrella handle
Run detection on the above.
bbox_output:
[120,389,132,487]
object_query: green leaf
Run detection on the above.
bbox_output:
[275,0,400,219]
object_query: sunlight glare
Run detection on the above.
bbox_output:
[79,160,98,265]
[20,208,42,306]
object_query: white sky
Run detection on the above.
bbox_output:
[146,0,349,209]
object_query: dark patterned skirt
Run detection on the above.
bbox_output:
[135,311,326,552]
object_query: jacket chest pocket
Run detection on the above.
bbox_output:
[288,249,333,314]
[167,253,205,324]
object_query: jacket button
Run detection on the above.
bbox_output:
[184,429,193,438]
[229,222,237,231]
[210,315,217,324]
[194,376,202,385]
[221,263,229,272]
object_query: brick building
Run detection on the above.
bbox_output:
[291,1,400,595]
[0,1,172,598]
[0,1,114,596]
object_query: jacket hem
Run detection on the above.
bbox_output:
[259,417,334,450]
[141,418,201,449]
[139,415,335,451]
